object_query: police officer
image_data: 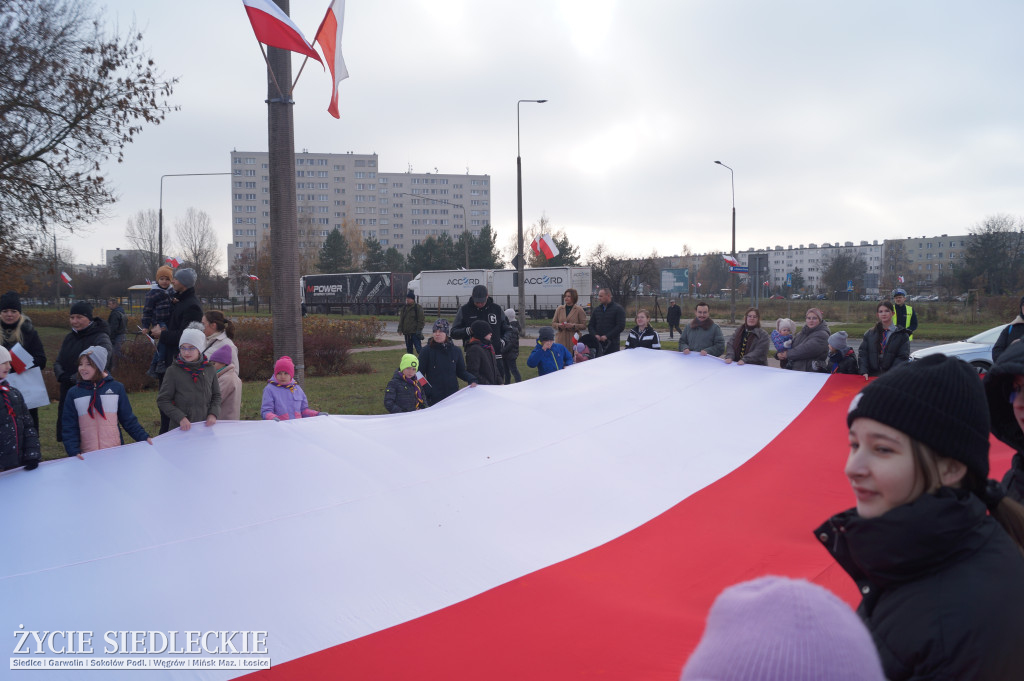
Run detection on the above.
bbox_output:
[891,288,918,340]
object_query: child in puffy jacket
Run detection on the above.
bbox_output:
[61,346,152,458]
[0,345,41,472]
[384,354,428,413]
[142,265,174,377]
[261,356,326,421]
[527,327,574,376]
[825,331,860,375]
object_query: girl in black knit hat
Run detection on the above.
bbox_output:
[985,341,1024,502]
[815,355,1024,680]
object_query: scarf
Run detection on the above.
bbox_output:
[735,325,756,358]
[564,304,574,315]
[690,317,713,330]
[175,355,210,384]
[270,378,298,393]
[77,378,109,419]
[403,374,426,409]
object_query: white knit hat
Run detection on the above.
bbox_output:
[179,323,206,353]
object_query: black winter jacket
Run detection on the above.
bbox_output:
[107,305,127,339]
[1,316,46,369]
[464,339,500,385]
[984,341,1024,502]
[451,298,512,356]
[418,340,476,404]
[666,304,682,327]
[858,324,910,376]
[54,319,113,388]
[992,317,1024,364]
[587,302,626,353]
[383,370,426,413]
[159,287,203,353]
[815,489,1024,681]
[503,320,521,361]
[826,347,859,375]
[0,381,41,471]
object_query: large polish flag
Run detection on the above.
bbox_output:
[314,0,349,118]
[242,0,323,64]
[1,352,1011,679]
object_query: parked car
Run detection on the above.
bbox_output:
[769,294,785,299]
[908,324,1009,376]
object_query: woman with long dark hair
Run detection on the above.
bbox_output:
[724,307,769,366]
[858,301,910,380]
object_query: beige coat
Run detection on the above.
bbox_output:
[552,304,588,352]
[216,364,243,420]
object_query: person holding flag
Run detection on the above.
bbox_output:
[384,354,428,413]
[0,291,47,430]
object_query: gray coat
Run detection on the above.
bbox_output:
[784,323,831,371]
[677,320,725,356]
[157,359,222,426]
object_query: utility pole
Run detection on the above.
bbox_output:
[266,0,305,382]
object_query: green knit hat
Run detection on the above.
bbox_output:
[400,354,418,371]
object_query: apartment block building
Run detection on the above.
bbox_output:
[750,240,883,294]
[226,150,491,292]
[882,234,968,291]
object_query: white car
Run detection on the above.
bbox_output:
[908,324,1008,375]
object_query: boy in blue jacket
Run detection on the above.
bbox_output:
[527,327,573,376]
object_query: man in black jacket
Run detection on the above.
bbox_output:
[666,299,682,339]
[588,288,626,355]
[451,284,512,359]
[106,297,127,366]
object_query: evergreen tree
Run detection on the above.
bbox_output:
[317,228,352,273]
[468,225,504,269]
[362,237,387,271]
[384,247,406,272]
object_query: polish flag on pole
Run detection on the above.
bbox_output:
[898,275,905,284]
[242,0,323,64]
[314,0,350,119]
[165,257,179,268]
[722,254,739,267]
[249,274,260,281]
[60,271,72,288]
[531,234,560,259]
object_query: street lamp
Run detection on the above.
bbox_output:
[714,160,736,323]
[159,172,231,263]
[517,98,547,323]
[396,192,468,268]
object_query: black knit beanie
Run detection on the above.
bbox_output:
[70,300,92,318]
[847,354,990,485]
[470,320,491,341]
[984,341,1024,452]
[0,291,21,313]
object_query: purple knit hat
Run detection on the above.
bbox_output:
[209,345,232,366]
[680,576,884,681]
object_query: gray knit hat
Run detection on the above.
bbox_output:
[847,355,990,487]
[538,326,555,342]
[681,576,885,681]
[79,346,108,374]
[828,330,849,350]
[173,268,197,289]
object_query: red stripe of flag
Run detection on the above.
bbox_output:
[314,0,349,118]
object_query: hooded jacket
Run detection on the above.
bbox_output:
[159,287,203,354]
[418,339,476,404]
[984,341,1024,502]
[157,357,221,425]
[0,381,40,471]
[465,339,500,385]
[827,347,860,375]
[451,297,512,356]
[858,324,910,376]
[783,322,830,371]
[141,281,173,329]
[815,489,1024,681]
[61,375,149,457]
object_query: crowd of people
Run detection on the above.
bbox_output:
[3,274,1024,678]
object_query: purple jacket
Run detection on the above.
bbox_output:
[260,379,320,420]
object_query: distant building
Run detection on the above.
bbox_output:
[226,150,491,297]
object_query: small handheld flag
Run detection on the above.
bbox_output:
[415,371,429,387]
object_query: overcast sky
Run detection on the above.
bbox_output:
[68,0,1024,268]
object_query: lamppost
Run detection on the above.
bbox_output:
[714,160,736,323]
[517,98,547,323]
[396,192,468,268]
[159,172,231,263]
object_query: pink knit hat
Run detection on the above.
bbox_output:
[274,356,295,378]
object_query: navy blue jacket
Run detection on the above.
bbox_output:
[418,340,476,405]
